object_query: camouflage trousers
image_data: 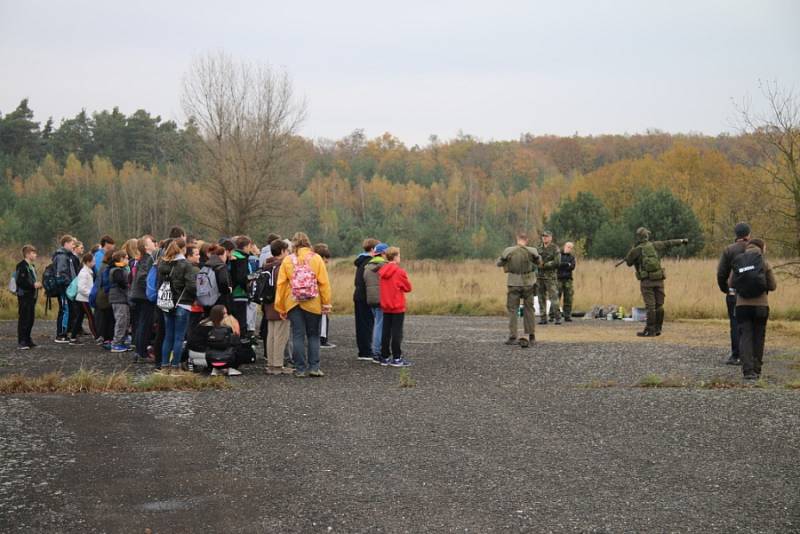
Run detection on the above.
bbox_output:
[557,279,574,319]
[537,276,561,321]
[640,282,665,334]
[506,285,536,339]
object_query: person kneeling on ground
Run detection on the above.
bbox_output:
[190,305,244,377]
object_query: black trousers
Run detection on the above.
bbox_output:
[68,301,84,338]
[231,300,248,337]
[726,294,740,358]
[17,295,36,345]
[134,300,155,358]
[354,300,374,357]
[95,307,115,342]
[381,312,405,360]
[736,305,769,377]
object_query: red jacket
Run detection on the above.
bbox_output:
[378,262,412,313]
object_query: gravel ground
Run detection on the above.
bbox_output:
[0,316,798,533]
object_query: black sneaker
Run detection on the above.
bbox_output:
[504,337,518,345]
[724,356,742,366]
[538,319,548,325]
[68,338,83,346]
[636,330,655,337]
[564,317,572,322]
[554,319,562,325]
[54,336,69,344]
[17,344,31,350]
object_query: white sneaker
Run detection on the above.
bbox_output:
[210,368,221,376]
[226,368,242,376]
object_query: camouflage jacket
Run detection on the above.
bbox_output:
[537,242,560,278]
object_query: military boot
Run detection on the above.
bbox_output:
[654,308,665,336]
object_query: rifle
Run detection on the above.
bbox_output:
[614,258,626,268]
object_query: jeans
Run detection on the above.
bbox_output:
[371,306,384,357]
[161,307,190,368]
[726,294,739,358]
[288,306,321,373]
[56,293,69,337]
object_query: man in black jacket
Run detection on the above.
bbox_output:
[557,242,577,322]
[15,245,42,349]
[52,235,77,343]
[353,238,379,361]
[716,222,751,365]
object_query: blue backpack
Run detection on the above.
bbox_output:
[145,265,159,303]
[89,275,99,308]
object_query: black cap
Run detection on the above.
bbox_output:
[734,222,751,239]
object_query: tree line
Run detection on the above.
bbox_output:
[1,65,797,259]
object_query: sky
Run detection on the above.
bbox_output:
[1,0,798,146]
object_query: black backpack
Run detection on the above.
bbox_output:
[206,326,235,367]
[247,268,275,304]
[731,251,768,298]
[42,263,62,298]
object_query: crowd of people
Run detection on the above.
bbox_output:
[11,227,413,377]
[498,222,778,383]
[11,221,777,383]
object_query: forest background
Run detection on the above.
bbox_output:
[0,93,797,261]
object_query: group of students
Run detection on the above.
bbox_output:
[12,227,414,377]
[352,239,413,367]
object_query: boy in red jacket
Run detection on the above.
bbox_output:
[378,247,412,367]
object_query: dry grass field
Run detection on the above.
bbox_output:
[327,258,800,321]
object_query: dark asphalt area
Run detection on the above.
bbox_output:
[0,316,798,533]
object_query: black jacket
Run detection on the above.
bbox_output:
[717,240,749,294]
[557,252,576,281]
[157,258,198,307]
[130,253,154,302]
[15,260,38,299]
[52,248,77,284]
[108,266,130,305]
[353,254,373,302]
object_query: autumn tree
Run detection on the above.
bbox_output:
[181,51,306,235]
[738,81,800,255]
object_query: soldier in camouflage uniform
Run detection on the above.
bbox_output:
[536,230,561,325]
[496,232,541,348]
[557,241,576,322]
[624,227,688,337]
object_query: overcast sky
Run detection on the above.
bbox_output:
[1,0,798,145]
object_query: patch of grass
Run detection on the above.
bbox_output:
[786,379,800,390]
[637,373,664,387]
[698,376,742,389]
[0,368,231,394]
[398,367,416,388]
[636,373,691,388]
[579,379,618,389]
[768,353,800,362]
[136,371,231,391]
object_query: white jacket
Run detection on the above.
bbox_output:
[76,265,94,303]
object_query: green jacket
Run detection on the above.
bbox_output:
[537,242,560,278]
[497,245,540,287]
[625,238,686,282]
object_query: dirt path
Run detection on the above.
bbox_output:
[1,317,798,533]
